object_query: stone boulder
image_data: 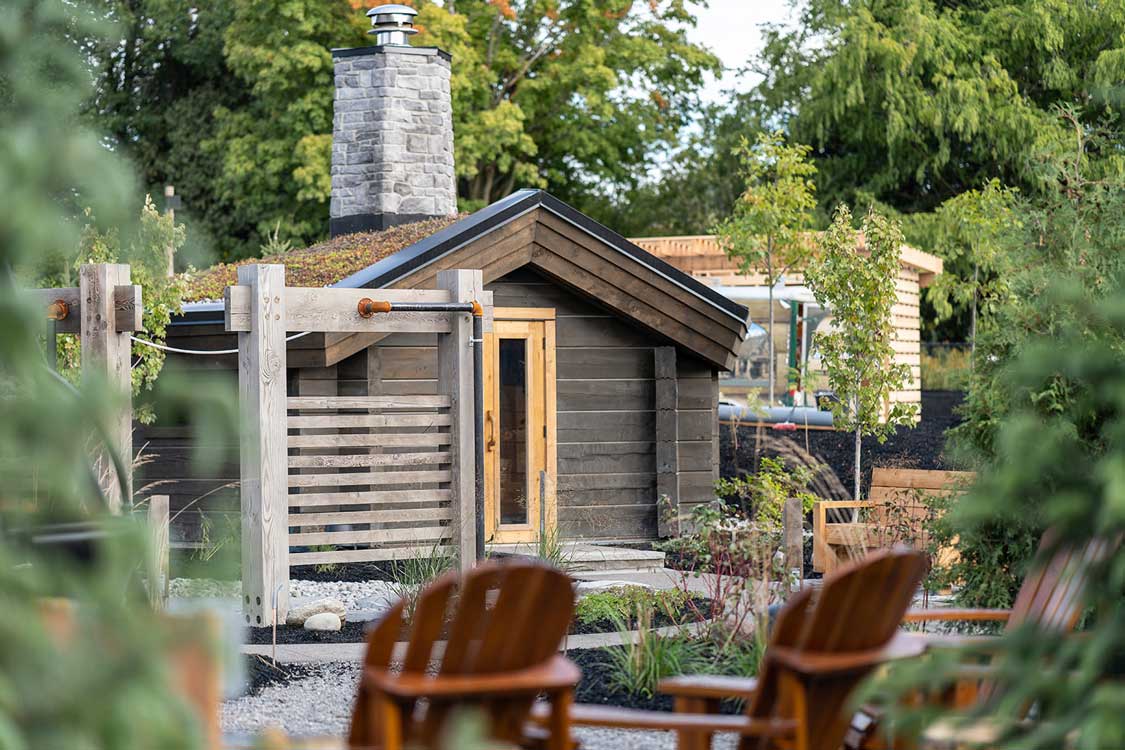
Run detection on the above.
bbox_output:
[286,598,346,627]
[303,612,343,632]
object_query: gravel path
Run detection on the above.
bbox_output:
[170,577,398,614]
[222,661,739,750]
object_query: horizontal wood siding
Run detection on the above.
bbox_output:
[494,270,660,540]
[677,357,719,517]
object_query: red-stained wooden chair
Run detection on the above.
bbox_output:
[348,561,578,750]
[847,532,1118,749]
[536,548,930,750]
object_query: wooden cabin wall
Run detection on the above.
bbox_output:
[135,320,240,546]
[140,268,723,546]
[365,268,720,541]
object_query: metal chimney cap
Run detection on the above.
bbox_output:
[367,4,419,46]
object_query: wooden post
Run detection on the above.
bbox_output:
[163,185,178,277]
[147,494,170,608]
[437,269,480,569]
[237,264,289,626]
[784,496,804,585]
[655,346,679,537]
[80,263,135,512]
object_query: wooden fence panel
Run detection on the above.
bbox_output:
[286,394,455,567]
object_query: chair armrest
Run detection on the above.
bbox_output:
[903,608,1011,623]
[659,674,759,701]
[529,702,795,737]
[363,654,579,699]
[770,632,929,677]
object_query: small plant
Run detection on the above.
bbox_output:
[533,525,572,571]
[715,457,819,527]
[189,512,240,564]
[920,345,971,390]
[575,587,689,628]
[259,220,292,256]
[310,545,338,574]
[389,541,457,619]
[604,608,708,698]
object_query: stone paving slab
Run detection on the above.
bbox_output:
[240,623,696,664]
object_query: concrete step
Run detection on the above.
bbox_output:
[487,542,665,573]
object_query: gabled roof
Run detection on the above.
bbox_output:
[631,234,944,287]
[179,190,749,370]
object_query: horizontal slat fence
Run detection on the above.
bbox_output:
[287,394,454,566]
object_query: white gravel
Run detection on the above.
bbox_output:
[224,662,361,738]
[170,577,398,614]
[222,661,738,750]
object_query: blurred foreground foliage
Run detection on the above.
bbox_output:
[872,276,1125,747]
[1,1,236,747]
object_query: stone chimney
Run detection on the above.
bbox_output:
[329,5,456,237]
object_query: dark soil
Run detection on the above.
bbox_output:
[569,647,743,714]
[720,390,965,499]
[288,561,396,583]
[245,618,376,645]
[245,597,711,644]
[242,654,321,695]
[240,649,743,713]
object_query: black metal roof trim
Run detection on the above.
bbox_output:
[535,192,748,324]
[333,189,748,327]
[333,189,542,290]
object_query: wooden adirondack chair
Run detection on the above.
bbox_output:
[348,561,578,750]
[847,532,1118,749]
[539,548,929,750]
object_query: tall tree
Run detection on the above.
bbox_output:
[85,0,252,262]
[926,179,1019,358]
[807,206,918,500]
[86,0,719,260]
[715,131,817,405]
[414,0,720,209]
[755,0,1125,216]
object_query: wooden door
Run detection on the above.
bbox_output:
[484,309,557,544]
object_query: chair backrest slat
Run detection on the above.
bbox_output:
[1008,535,1113,633]
[744,549,927,750]
[350,560,576,750]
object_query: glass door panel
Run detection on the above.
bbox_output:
[498,338,528,525]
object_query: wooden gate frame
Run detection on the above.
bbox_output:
[33,263,142,512]
[225,264,488,626]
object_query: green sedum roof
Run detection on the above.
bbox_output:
[183,215,462,302]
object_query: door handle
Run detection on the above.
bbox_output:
[485,411,496,452]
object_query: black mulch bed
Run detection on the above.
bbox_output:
[243,597,711,645]
[239,649,745,713]
[720,390,965,500]
[245,618,376,645]
[243,654,322,695]
[289,561,397,582]
[569,647,743,714]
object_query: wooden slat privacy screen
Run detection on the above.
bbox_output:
[287,395,455,566]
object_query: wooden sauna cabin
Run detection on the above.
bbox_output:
[142,190,749,548]
[631,234,943,417]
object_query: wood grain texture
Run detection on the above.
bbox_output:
[655,346,679,537]
[288,489,451,508]
[226,286,454,333]
[80,263,134,512]
[34,283,142,334]
[438,269,481,568]
[237,263,289,626]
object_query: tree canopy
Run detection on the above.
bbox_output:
[85,0,719,260]
[755,0,1125,216]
